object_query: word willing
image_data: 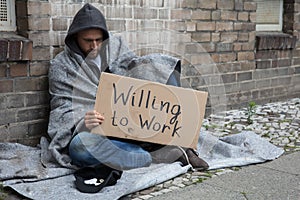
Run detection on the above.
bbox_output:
[111,83,182,137]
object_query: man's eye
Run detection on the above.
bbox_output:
[84,39,93,42]
[84,39,102,43]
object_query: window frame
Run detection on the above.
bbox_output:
[255,0,283,32]
[0,0,16,31]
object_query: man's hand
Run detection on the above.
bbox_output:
[84,110,105,130]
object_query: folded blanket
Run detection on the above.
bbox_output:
[48,34,181,168]
[0,130,284,200]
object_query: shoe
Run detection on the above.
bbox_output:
[150,146,209,171]
[185,148,209,171]
[150,146,188,165]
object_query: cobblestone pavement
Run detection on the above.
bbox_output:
[124,98,300,200]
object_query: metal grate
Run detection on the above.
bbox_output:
[0,0,16,31]
[256,0,281,24]
[0,0,8,22]
[254,0,283,31]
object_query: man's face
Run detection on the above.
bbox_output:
[77,28,104,58]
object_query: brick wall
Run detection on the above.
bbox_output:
[1,0,300,145]
[0,32,49,145]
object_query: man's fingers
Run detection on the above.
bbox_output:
[95,112,105,121]
[85,119,101,130]
[85,111,104,120]
[84,110,105,130]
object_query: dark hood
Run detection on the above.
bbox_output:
[65,3,109,57]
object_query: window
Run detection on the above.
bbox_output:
[255,0,283,31]
[0,0,16,31]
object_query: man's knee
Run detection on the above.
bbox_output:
[69,132,152,169]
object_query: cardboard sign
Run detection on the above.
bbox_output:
[92,72,208,149]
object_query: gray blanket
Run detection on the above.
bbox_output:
[0,130,284,200]
[2,34,284,199]
[48,34,180,168]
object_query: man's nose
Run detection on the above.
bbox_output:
[91,41,98,49]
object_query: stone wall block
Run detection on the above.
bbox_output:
[0,40,8,61]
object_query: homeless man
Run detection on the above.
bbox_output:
[48,3,209,171]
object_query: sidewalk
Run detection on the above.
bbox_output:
[2,98,299,200]
[150,151,300,200]
[127,98,300,199]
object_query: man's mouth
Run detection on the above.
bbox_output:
[87,49,98,58]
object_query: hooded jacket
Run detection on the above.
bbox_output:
[47,3,181,168]
[65,3,109,58]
